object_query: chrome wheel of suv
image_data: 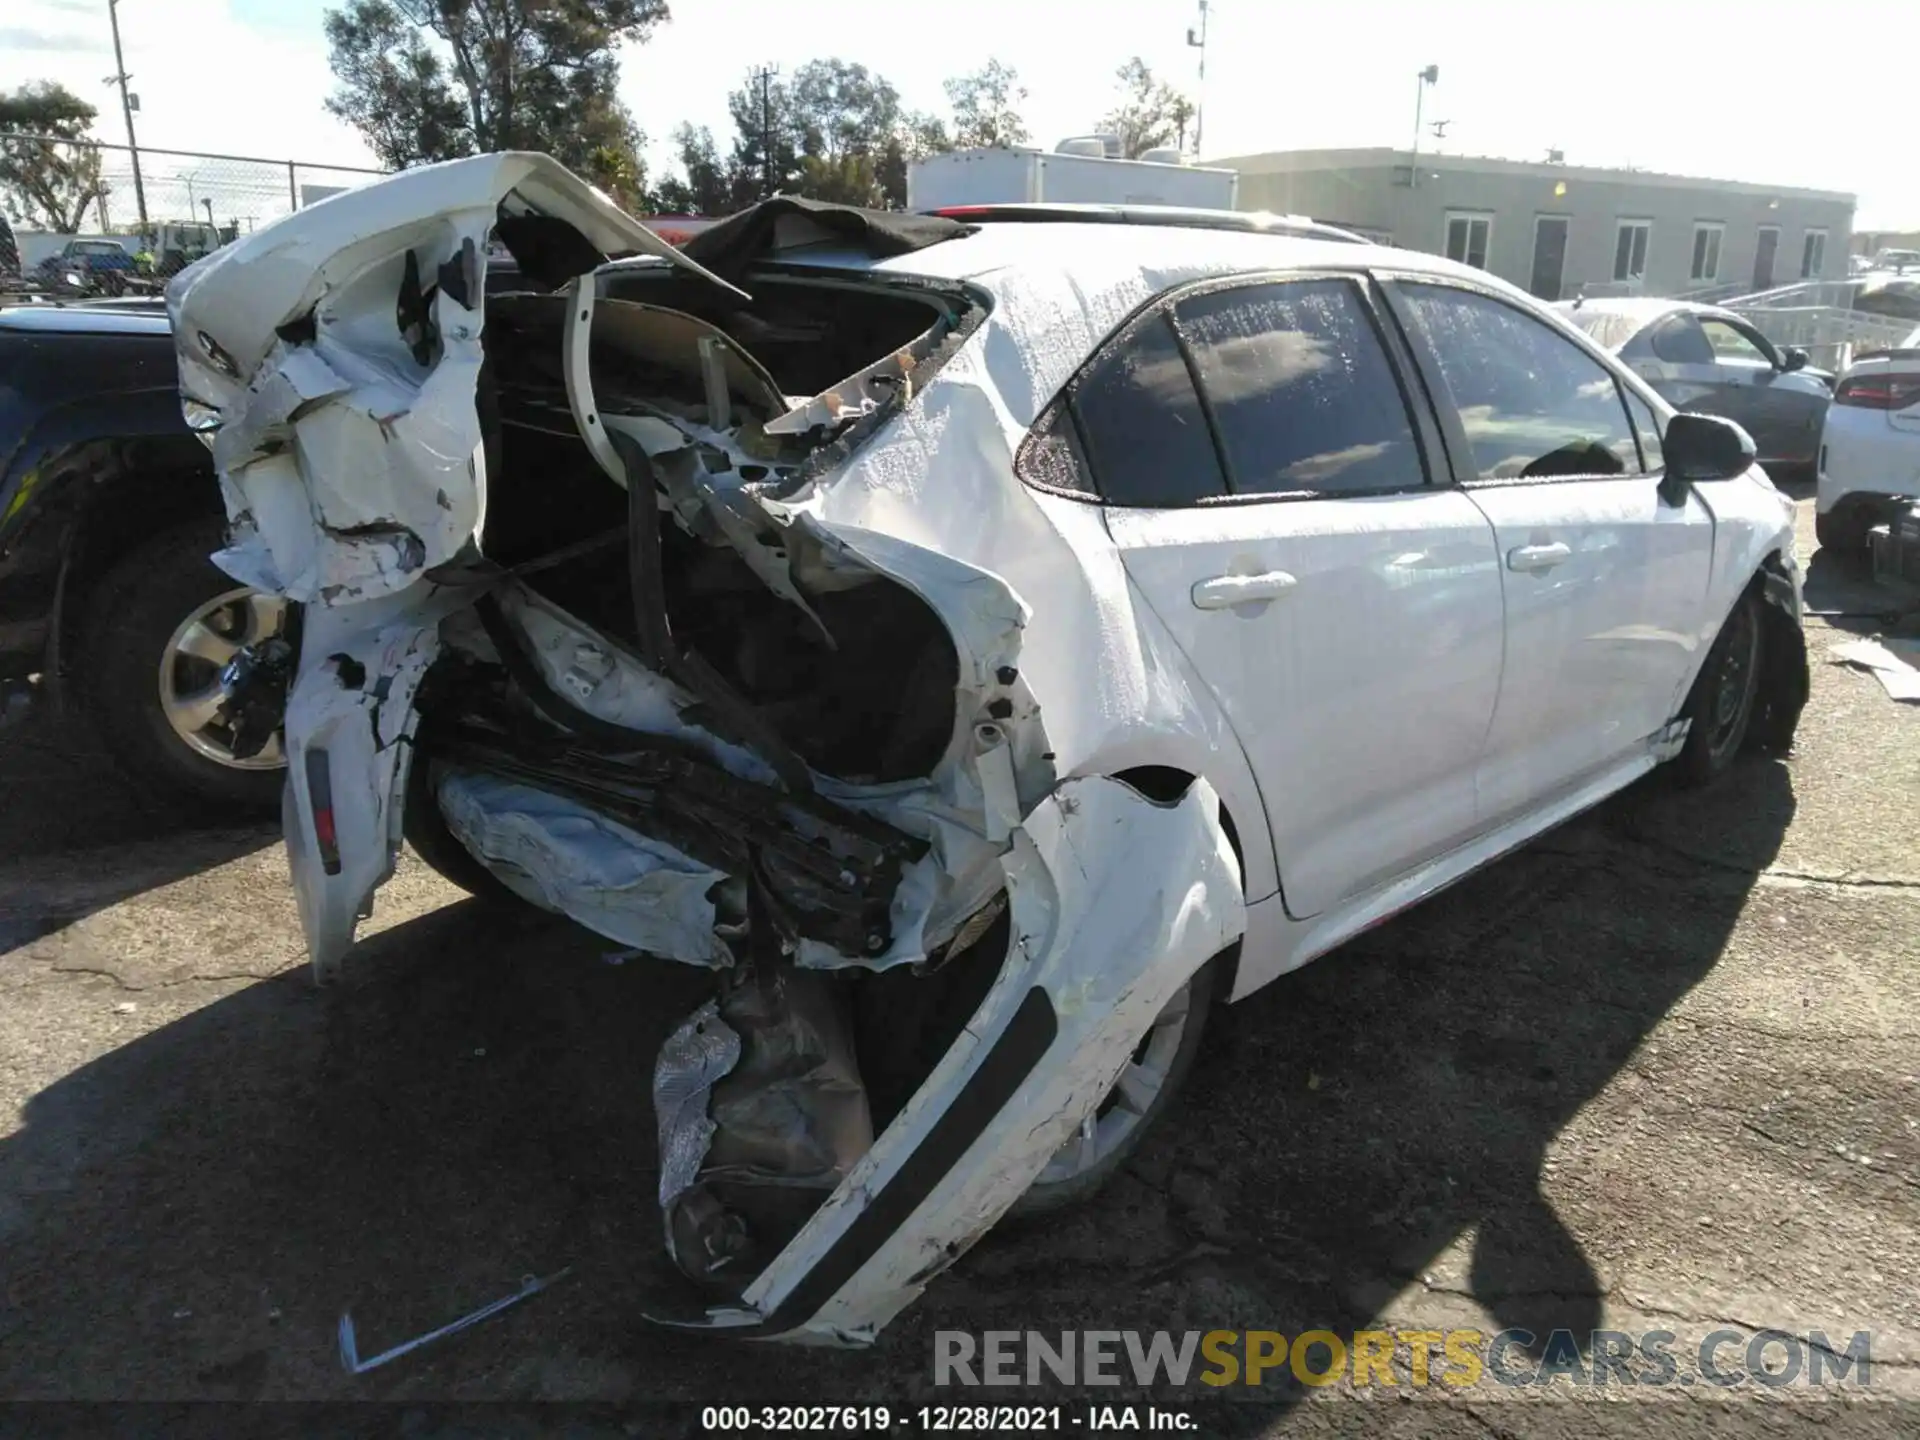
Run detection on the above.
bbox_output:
[158,586,288,769]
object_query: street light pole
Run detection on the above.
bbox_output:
[1186,0,1209,157]
[1410,64,1438,189]
[106,0,149,236]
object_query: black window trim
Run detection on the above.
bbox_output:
[1027,265,1448,511]
[1376,270,1669,486]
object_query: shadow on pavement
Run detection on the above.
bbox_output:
[0,710,276,945]
[0,754,1795,1408]
[921,755,1797,1420]
[1804,545,1914,633]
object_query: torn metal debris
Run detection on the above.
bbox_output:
[337,1268,571,1375]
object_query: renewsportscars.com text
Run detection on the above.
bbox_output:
[933,1327,1874,1389]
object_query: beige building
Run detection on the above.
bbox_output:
[1210,147,1856,301]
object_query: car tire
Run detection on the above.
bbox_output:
[1010,957,1219,1219]
[75,519,286,812]
[1814,509,1869,555]
[1670,588,1764,789]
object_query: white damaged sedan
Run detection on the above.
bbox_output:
[168,155,1807,1345]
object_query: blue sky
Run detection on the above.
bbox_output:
[7,0,1917,228]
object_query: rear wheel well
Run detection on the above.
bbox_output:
[1113,765,1245,1003]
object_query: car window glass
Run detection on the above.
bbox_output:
[1400,282,1640,480]
[1174,279,1424,496]
[1649,314,1715,365]
[1070,312,1226,507]
[1014,398,1097,497]
[1699,319,1772,368]
[1626,392,1665,472]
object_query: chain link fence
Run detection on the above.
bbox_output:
[2,133,385,278]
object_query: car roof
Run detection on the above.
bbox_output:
[779,218,1490,291]
[0,300,172,336]
[1556,295,1750,344]
[753,221,1544,429]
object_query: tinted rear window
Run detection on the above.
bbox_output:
[1070,312,1226,506]
[1174,279,1424,495]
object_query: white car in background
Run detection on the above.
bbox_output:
[168,156,1808,1345]
[1816,323,1920,552]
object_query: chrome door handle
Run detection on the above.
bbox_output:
[1191,571,1297,609]
[1506,542,1571,573]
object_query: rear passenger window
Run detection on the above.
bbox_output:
[1070,313,1226,507]
[1400,283,1641,480]
[1174,280,1426,495]
[1014,399,1097,497]
[1649,314,1715,366]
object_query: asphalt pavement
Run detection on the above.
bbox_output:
[0,495,1914,1434]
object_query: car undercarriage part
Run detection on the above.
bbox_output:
[438,274,1009,1296]
[657,961,874,1291]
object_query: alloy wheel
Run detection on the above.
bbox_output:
[157,586,289,770]
[1032,979,1196,1189]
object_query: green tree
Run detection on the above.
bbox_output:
[651,123,732,214]
[944,60,1029,149]
[321,0,664,187]
[724,69,805,204]
[0,82,108,233]
[1098,57,1195,158]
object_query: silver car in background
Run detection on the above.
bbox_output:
[1560,298,1833,475]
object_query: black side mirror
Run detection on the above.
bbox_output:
[1661,412,1755,503]
[1781,346,1809,372]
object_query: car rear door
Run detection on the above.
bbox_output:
[1385,278,1714,825]
[1080,272,1506,920]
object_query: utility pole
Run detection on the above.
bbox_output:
[1185,0,1209,157]
[752,65,780,200]
[106,0,149,236]
[1410,65,1438,189]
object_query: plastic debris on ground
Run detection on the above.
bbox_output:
[1828,636,1920,701]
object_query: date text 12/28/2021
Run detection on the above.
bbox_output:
[700,1405,1197,1431]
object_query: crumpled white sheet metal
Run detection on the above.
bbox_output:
[463,581,1015,973]
[281,600,446,980]
[167,152,739,607]
[777,304,1277,903]
[673,775,1246,1343]
[437,771,735,965]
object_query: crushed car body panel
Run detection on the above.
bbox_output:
[166,152,742,606]
[650,776,1244,1342]
[171,164,1274,1342]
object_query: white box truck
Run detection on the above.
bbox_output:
[907,144,1239,212]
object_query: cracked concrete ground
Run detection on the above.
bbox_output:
[0,496,1915,1433]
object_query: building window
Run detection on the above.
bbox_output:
[1801,229,1828,279]
[1445,212,1492,270]
[1690,223,1725,283]
[1614,220,1651,282]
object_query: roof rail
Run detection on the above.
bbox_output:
[924,203,1369,244]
